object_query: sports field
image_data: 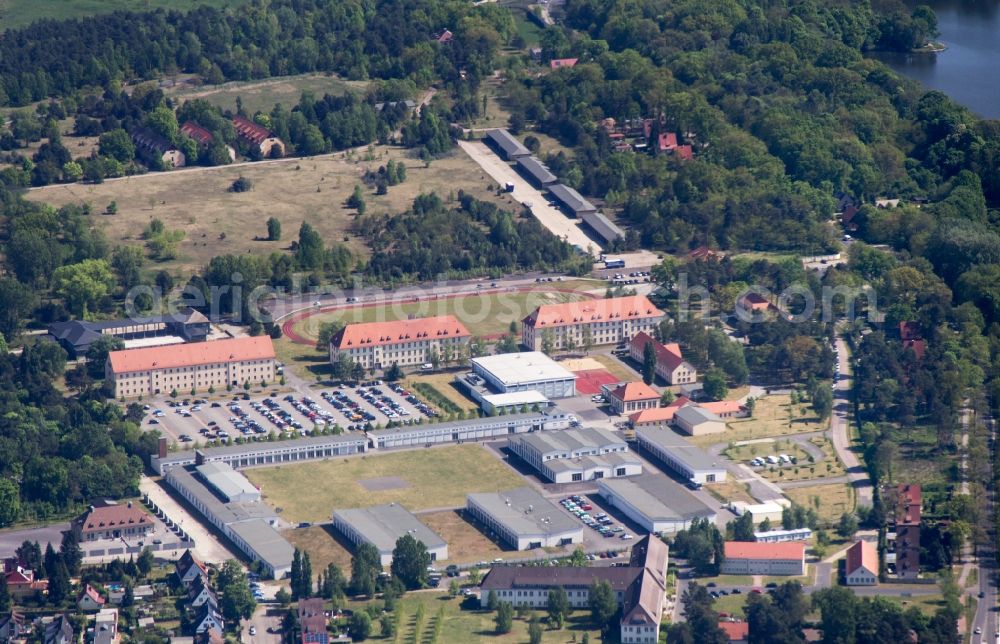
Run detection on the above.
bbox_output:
[289,289,594,341]
[244,444,525,523]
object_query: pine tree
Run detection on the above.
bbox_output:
[301,551,312,599]
[60,529,82,576]
[290,549,302,600]
[47,560,71,605]
[642,341,656,385]
[43,544,60,582]
[0,575,11,612]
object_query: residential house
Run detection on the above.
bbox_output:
[549,58,578,69]
[175,550,208,588]
[187,576,218,609]
[78,585,106,612]
[75,502,154,542]
[887,484,921,579]
[131,128,185,168]
[3,560,48,599]
[899,322,926,360]
[195,627,225,644]
[0,611,26,642]
[844,540,878,586]
[91,608,118,644]
[736,292,775,317]
[298,598,329,644]
[232,116,285,158]
[180,122,236,162]
[521,296,664,352]
[43,615,74,644]
[628,332,697,385]
[688,246,723,262]
[193,605,225,634]
[719,621,749,643]
[720,542,806,576]
[602,381,660,415]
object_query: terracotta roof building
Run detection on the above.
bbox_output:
[298,598,329,644]
[720,541,806,576]
[845,540,878,585]
[719,621,749,643]
[181,122,236,161]
[78,584,106,611]
[549,58,578,69]
[232,116,285,158]
[522,296,664,352]
[329,316,470,372]
[602,381,660,415]
[131,127,185,168]
[75,503,154,542]
[628,332,697,385]
[628,405,681,429]
[106,336,276,398]
[887,483,921,579]
[696,400,749,419]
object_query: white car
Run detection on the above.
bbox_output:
[249,627,257,636]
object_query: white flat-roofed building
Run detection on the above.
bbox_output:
[754,528,813,543]
[729,501,789,525]
[635,426,727,484]
[470,352,577,399]
[367,409,571,450]
[466,487,582,550]
[196,462,260,503]
[332,503,448,566]
[150,434,368,475]
[479,390,551,415]
[598,475,717,534]
[508,427,642,483]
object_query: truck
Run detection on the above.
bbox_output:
[604,258,626,269]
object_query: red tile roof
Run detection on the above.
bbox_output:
[629,406,679,425]
[723,541,805,561]
[608,381,659,403]
[108,336,275,374]
[80,505,152,533]
[899,321,921,341]
[738,292,771,310]
[181,122,214,146]
[658,132,677,151]
[674,144,694,160]
[550,58,578,69]
[903,338,926,360]
[331,316,470,349]
[80,584,105,606]
[232,115,274,145]
[895,484,921,525]
[629,332,686,372]
[845,540,877,576]
[698,401,747,416]
[525,296,663,329]
[719,621,749,642]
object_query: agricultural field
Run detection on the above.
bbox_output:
[25,145,504,277]
[688,394,828,448]
[244,444,524,523]
[290,289,593,341]
[784,483,856,524]
[163,73,369,115]
[0,0,247,30]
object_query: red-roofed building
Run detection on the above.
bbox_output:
[330,316,470,371]
[887,484,921,579]
[657,132,678,151]
[737,292,775,317]
[181,122,236,161]
[106,336,276,398]
[3,562,48,599]
[75,502,154,542]
[297,598,329,644]
[720,541,806,576]
[232,116,285,158]
[688,246,723,262]
[78,585,106,611]
[628,404,684,429]
[845,540,878,585]
[719,621,749,643]
[697,400,749,419]
[602,381,660,415]
[674,144,694,161]
[523,296,664,353]
[550,58,578,69]
[841,204,860,231]
[899,321,921,342]
[432,29,453,43]
[628,332,697,385]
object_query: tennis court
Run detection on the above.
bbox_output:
[573,368,619,395]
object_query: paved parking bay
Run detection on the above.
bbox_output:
[145,381,438,447]
[556,492,641,553]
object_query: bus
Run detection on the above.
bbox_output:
[604,258,625,269]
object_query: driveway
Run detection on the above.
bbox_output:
[457,140,602,253]
[139,476,238,564]
[243,603,283,644]
[830,336,873,507]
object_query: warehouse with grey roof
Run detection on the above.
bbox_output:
[484,129,530,160]
[466,487,582,550]
[332,504,448,566]
[516,156,558,187]
[635,426,728,484]
[547,183,597,217]
[598,475,717,534]
[581,211,625,243]
[508,427,642,483]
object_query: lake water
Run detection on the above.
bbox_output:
[870,0,1000,119]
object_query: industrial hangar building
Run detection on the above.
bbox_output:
[332,503,448,566]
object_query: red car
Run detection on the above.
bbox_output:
[581,504,593,511]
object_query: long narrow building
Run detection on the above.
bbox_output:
[521,296,664,352]
[329,316,470,371]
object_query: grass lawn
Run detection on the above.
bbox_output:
[285,525,354,575]
[420,510,508,564]
[688,394,827,448]
[352,592,604,644]
[405,373,479,415]
[25,145,505,277]
[712,593,748,618]
[880,593,948,616]
[784,483,855,524]
[291,290,591,341]
[704,480,756,505]
[274,337,331,381]
[0,0,247,30]
[244,444,525,522]
[163,73,369,115]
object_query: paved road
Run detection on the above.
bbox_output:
[244,603,282,644]
[969,407,997,643]
[139,476,238,565]
[830,336,873,508]
[0,523,69,558]
[457,139,602,253]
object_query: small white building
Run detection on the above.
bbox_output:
[754,528,812,543]
[466,487,582,551]
[845,540,878,586]
[720,541,806,576]
[729,501,788,525]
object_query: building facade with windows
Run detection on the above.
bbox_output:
[106,336,276,398]
[720,542,806,576]
[628,332,697,385]
[598,476,717,534]
[507,427,642,483]
[329,316,470,371]
[521,296,664,352]
[635,426,727,484]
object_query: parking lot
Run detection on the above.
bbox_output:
[145,381,438,447]
[557,493,640,553]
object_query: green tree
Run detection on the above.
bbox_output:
[836,512,858,539]
[0,278,38,339]
[379,613,394,638]
[528,620,543,644]
[110,245,145,290]
[0,479,20,528]
[730,512,755,542]
[495,601,513,634]
[547,586,570,628]
[98,129,135,163]
[52,259,115,318]
[316,321,345,351]
[588,580,617,629]
[347,184,366,215]
[0,575,10,613]
[812,386,833,422]
[349,611,372,641]
[46,559,71,605]
[266,217,282,241]
[702,368,728,401]
[642,341,656,384]
[350,543,380,597]
[296,222,325,270]
[390,534,430,590]
[217,559,256,621]
[86,335,125,379]
[63,161,83,182]
[812,587,856,644]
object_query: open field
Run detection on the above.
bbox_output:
[784,483,855,524]
[291,290,592,341]
[0,0,247,30]
[688,394,827,448]
[420,510,507,564]
[405,373,479,415]
[284,525,353,574]
[24,145,504,276]
[704,480,756,505]
[351,592,604,644]
[244,445,524,523]
[273,337,330,380]
[163,73,369,115]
